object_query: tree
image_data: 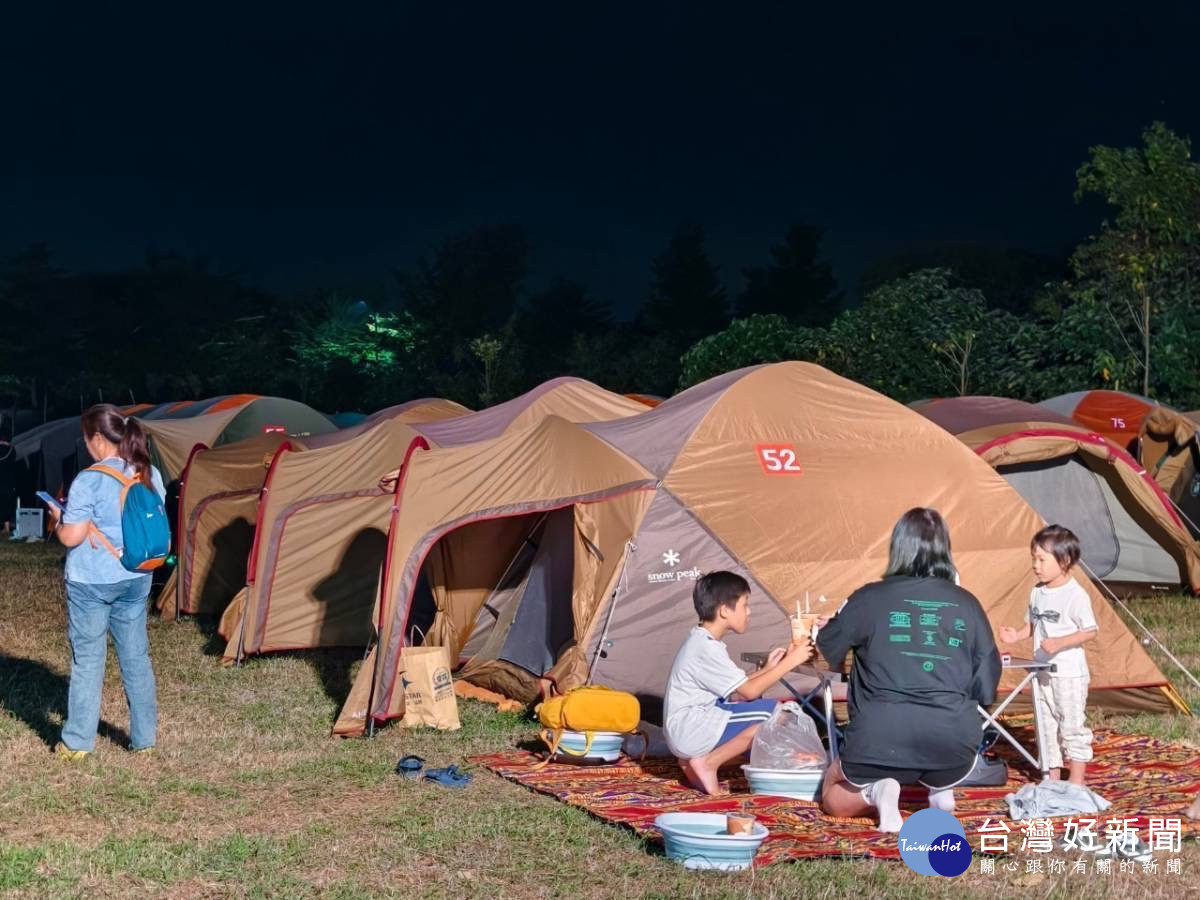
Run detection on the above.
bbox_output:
[678,315,826,389]
[825,269,1018,402]
[290,297,426,411]
[736,225,842,325]
[1070,122,1200,399]
[0,244,76,414]
[514,278,613,386]
[399,224,530,345]
[858,243,1066,315]
[641,224,728,346]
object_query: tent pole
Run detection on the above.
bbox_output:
[587,540,636,683]
[1166,496,1200,537]
[1082,561,1200,693]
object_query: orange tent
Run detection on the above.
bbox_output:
[333,364,1184,736]
[915,396,1200,593]
[162,398,469,619]
[220,379,648,662]
[1038,390,1162,454]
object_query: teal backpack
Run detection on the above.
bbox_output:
[86,464,172,572]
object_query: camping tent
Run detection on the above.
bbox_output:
[138,395,336,481]
[1039,390,1161,454]
[625,393,664,408]
[1138,407,1200,541]
[11,400,207,496]
[165,397,469,618]
[219,378,648,663]
[331,363,1184,736]
[914,396,1200,593]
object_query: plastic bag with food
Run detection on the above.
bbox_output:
[749,701,827,770]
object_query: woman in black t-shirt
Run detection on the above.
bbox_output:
[816,508,1001,833]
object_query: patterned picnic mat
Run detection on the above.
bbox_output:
[471,727,1200,863]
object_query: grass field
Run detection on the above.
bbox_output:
[1,541,1197,898]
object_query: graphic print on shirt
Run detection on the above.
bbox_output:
[887,598,967,673]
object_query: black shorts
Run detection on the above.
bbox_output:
[841,758,975,790]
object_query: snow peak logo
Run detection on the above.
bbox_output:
[647,550,701,584]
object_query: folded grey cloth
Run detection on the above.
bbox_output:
[1005,780,1111,820]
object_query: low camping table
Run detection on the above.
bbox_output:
[740,652,845,746]
[978,656,1056,779]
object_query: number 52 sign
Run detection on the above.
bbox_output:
[756,444,803,475]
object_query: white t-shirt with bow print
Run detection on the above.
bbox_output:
[1024,577,1098,678]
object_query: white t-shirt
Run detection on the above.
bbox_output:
[663,626,749,759]
[1024,578,1098,678]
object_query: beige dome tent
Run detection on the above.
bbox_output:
[220,378,648,663]
[332,363,1185,737]
[914,396,1200,593]
[139,395,337,481]
[163,398,470,619]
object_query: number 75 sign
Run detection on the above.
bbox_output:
[756,444,803,475]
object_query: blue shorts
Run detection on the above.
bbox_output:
[716,698,777,745]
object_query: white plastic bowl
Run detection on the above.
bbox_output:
[741,765,825,801]
[655,812,769,870]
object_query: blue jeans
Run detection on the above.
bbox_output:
[61,578,157,751]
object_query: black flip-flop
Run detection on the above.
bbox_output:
[394,755,425,778]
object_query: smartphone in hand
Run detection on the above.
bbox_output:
[35,491,64,514]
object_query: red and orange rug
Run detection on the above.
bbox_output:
[471,728,1199,863]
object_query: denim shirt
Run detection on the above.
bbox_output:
[62,457,167,584]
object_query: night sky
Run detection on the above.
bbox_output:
[3,3,1198,315]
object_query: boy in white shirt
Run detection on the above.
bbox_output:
[999,525,1099,786]
[663,571,814,795]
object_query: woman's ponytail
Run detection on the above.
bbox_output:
[119,418,153,486]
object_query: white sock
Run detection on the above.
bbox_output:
[862,779,903,833]
[927,787,956,812]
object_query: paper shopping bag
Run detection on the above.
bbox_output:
[400,644,461,730]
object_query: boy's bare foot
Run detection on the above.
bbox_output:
[678,759,705,792]
[689,756,726,796]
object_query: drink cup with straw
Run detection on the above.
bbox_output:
[792,591,818,643]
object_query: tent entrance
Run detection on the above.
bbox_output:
[439,511,578,700]
[458,507,577,678]
[998,453,1183,586]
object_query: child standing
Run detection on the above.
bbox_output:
[663,571,813,795]
[999,524,1099,785]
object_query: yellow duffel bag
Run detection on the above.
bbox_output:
[534,685,642,764]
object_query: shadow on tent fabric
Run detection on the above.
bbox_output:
[196,518,255,623]
[0,653,130,748]
[311,527,389,708]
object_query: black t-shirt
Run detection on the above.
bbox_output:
[817,575,1002,770]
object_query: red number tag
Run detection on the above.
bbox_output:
[757,444,803,475]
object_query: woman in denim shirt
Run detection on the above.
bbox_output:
[46,404,165,758]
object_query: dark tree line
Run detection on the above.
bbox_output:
[3,122,1199,424]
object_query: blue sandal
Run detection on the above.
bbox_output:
[394,755,425,778]
[423,764,472,788]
